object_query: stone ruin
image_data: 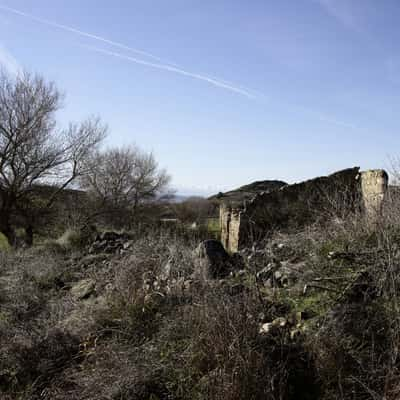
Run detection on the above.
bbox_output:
[220,167,388,252]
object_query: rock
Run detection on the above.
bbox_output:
[273,269,292,287]
[259,313,305,339]
[195,240,232,279]
[255,259,310,289]
[123,241,133,250]
[71,279,96,300]
[259,317,287,334]
[273,270,284,284]
[256,264,273,282]
[99,231,120,241]
[89,231,133,255]
[233,269,248,278]
[259,322,273,334]
[257,261,280,282]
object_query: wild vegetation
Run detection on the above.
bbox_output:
[1,193,400,399]
[1,70,400,400]
[0,71,171,243]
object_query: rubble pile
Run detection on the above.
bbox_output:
[89,231,133,255]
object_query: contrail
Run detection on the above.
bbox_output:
[0,4,358,121]
[83,45,256,98]
[0,4,256,98]
[0,4,177,65]
[294,104,357,129]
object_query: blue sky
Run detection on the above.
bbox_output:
[0,0,399,195]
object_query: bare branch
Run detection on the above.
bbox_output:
[0,70,106,243]
[81,145,171,219]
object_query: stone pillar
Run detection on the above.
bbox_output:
[227,209,241,253]
[360,169,388,222]
[219,204,242,252]
[219,204,230,250]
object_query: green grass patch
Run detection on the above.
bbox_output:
[0,232,10,252]
[292,292,332,316]
[207,218,220,239]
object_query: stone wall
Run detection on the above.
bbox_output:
[220,168,388,252]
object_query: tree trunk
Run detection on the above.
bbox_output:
[25,225,33,247]
[0,210,15,246]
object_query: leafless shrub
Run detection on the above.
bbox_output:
[80,145,172,228]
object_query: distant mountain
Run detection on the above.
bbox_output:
[209,180,287,205]
[168,195,194,203]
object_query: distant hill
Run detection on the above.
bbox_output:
[209,180,287,206]
[168,195,195,203]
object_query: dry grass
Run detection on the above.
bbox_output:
[2,205,400,399]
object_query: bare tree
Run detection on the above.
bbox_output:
[81,145,171,225]
[0,71,107,244]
